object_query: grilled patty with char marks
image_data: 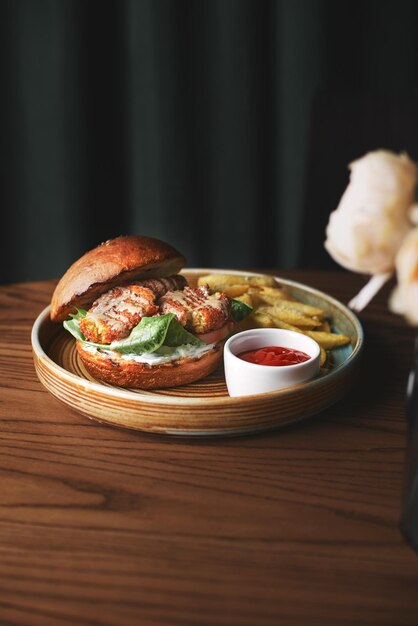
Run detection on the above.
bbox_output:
[79,277,229,345]
[159,285,231,334]
[79,275,189,344]
[79,285,158,344]
[136,275,187,298]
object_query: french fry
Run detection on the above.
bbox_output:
[253,312,301,332]
[257,305,322,329]
[234,293,253,307]
[197,273,246,288]
[247,286,286,306]
[220,285,250,298]
[304,330,351,350]
[198,271,352,369]
[251,311,277,328]
[245,274,278,287]
[249,285,287,297]
[198,273,277,292]
[252,289,325,318]
[316,320,331,332]
[271,299,324,320]
[248,286,289,303]
[196,275,248,297]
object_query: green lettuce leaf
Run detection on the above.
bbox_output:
[63,318,87,342]
[109,314,204,354]
[63,307,88,340]
[69,307,88,320]
[63,312,204,355]
[230,298,253,322]
[163,316,205,347]
[63,297,251,355]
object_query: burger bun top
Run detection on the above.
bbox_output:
[50,235,185,322]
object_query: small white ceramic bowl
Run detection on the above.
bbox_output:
[223,328,321,397]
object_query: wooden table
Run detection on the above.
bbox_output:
[1,271,418,626]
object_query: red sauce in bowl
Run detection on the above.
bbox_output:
[237,346,311,367]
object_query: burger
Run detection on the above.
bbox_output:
[50,235,251,389]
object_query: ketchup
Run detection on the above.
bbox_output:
[237,345,310,366]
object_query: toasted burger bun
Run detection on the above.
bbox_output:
[76,341,223,389]
[50,235,185,322]
[51,234,227,389]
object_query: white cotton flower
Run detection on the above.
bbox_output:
[324,150,417,274]
[409,203,418,226]
[389,227,418,326]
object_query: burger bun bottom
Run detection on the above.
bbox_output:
[76,341,223,389]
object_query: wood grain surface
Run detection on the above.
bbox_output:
[1,271,418,626]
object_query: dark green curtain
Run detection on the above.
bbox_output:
[1,0,418,284]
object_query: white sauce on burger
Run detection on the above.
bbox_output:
[83,342,216,365]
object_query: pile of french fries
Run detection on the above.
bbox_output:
[197,273,351,367]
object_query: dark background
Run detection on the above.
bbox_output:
[1,0,418,284]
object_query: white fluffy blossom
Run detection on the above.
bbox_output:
[324,150,417,274]
[389,227,418,326]
[324,150,417,313]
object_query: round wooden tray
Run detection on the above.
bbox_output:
[31,269,363,436]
